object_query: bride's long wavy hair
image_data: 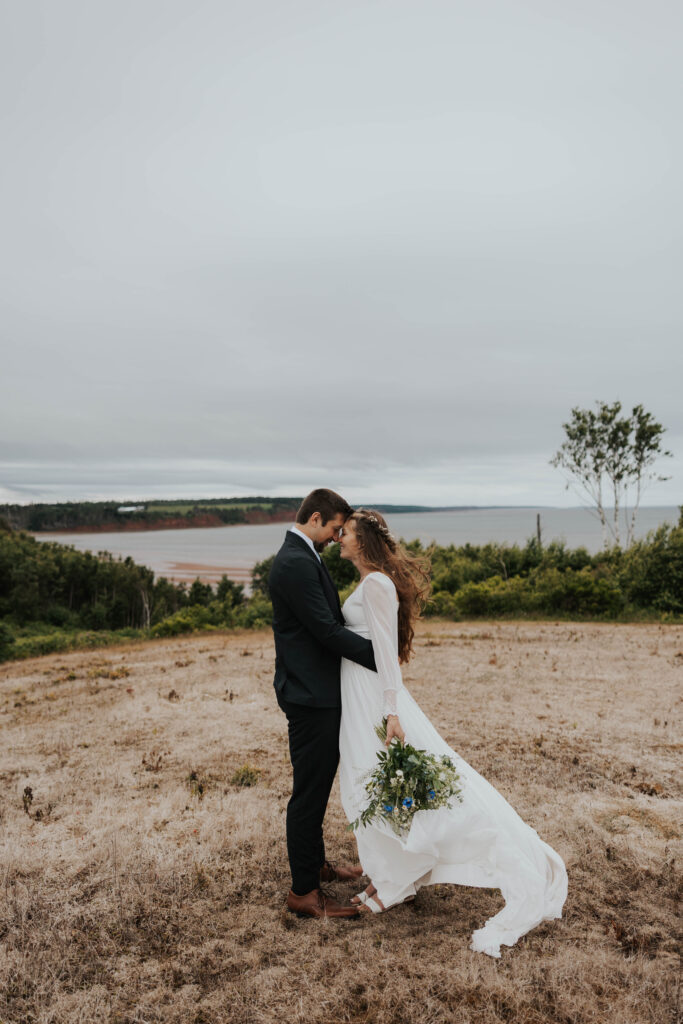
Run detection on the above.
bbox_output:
[349,509,431,664]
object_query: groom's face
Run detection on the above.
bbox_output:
[311,512,345,552]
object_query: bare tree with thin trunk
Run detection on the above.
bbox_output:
[139,586,151,630]
[550,401,672,548]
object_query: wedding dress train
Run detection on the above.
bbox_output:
[338,572,568,958]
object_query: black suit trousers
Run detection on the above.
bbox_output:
[277,691,341,895]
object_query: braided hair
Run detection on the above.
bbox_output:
[350,509,431,664]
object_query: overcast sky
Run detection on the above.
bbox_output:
[2,0,681,507]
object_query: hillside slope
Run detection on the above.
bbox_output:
[1,622,680,1023]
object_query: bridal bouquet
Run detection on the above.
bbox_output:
[348,719,463,837]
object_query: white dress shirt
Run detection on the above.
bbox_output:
[288,524,321,562]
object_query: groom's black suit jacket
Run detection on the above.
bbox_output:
[268,531,376,707]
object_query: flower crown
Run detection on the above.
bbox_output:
[359,512,396,543]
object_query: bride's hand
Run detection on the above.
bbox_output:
[385,714,405,746]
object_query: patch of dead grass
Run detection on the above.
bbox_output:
[0,622,680,1023]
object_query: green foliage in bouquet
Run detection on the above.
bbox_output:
[348,719,463,837]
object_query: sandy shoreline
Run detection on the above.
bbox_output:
[165,562,253,583]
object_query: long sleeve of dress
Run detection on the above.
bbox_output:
[361,573,403,717]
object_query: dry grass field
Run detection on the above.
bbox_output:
[1,621,681,1024]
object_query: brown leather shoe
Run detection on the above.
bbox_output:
[320,860,364,883]
[287,888,360,919]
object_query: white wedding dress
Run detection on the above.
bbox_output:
[339,572,568,958]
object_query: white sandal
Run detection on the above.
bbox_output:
[358,892,416,914]
[362,894,385,913]
[352,884,416,913]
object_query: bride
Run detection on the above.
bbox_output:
[337,509,568,958]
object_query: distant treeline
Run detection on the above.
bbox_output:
[424,517,683,619]
[1,497,302,532]
[1,509,681,662]
[0,498,490,532]
[251,511,683,621]
[0,522,267,661]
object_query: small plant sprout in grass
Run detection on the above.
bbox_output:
[193,863,210,890]
[187,770,206,799]
[87,663,131,680]
[230,764,261,787]
[142,751,164,772]
[21,785,53,821]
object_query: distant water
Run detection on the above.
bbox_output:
[34,506,679,585]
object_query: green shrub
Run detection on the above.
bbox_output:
[188,579,214,607]
[216,575,245,606]
[9,628,145,661]
[338,581,360,607]
[151,605,214,637]
[230,763,261,787]
[424,590,461,619]
[13,631,71,659]
[234,594,272,629]
[322,543,359,589]
[251,555,275,596]
[618,523,683,614]
[532,566,625,617]
[81,602,110,630]
[0,621,15,662]
[446,566,626,619]
[453,576,532,617]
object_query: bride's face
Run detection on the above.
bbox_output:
[338,517,361,562]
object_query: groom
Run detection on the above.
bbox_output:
[269,488,377,919]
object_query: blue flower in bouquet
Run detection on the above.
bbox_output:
[383,803,394,812]
[428,789,436,800]
[402,797,413,808]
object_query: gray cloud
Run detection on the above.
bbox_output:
[2,1,681,505]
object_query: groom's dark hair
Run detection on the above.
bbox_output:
[296,488,353,525]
